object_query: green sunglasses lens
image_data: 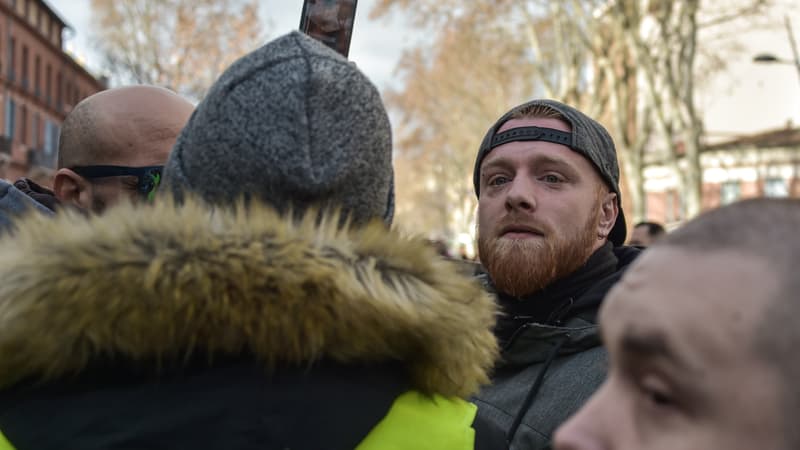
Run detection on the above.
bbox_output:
[142,170,162,201]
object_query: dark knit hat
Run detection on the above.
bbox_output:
[164,31,394,225]
[473,99,626,246]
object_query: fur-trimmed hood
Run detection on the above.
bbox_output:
[0,199,498,398]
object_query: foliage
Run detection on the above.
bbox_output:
[374,0,771,237]
[90,0,264,100]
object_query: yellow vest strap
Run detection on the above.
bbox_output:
[0,429,16,450]
[357,391,477,450]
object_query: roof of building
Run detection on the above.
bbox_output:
[40,0,70,29]
[705,126,800,151]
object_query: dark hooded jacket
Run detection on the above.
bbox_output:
[472,243,641,449]
[0,199,504,450]
[0,178,56,235]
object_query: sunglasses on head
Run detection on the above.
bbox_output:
[70,165,163,201]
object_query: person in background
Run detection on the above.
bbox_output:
[53,85,194,213]
[555,199,800,450]
[0,85,193,234]
[459,243,472,260]
[0,32,504,450]
[628,220,666,247]
[470,99,641,449]
[429,239,452,258]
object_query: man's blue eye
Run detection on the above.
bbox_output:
[543,175,562,183]
[489,176,509,186]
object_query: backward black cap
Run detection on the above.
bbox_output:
[473,99,627,246]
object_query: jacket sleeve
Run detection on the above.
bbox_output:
[0,180,55,236]
[472,411,508,450]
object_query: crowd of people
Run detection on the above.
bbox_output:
[0,31,797,450]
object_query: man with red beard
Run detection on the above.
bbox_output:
[470,99,641,449]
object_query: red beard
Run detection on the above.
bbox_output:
[478,205,600,297]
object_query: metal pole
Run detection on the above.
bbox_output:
[785,15,800,86]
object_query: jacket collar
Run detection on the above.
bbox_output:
[0,197,499,398]
[0,179,55,235]
[499,317,602,366]
[482,244,641,367]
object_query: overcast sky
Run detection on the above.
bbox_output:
[46,0,419,90]
[45,0,800,136]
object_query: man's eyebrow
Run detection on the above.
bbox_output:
[481,154,579,176]
[530,154,573,168]
[480,157,514,175]
[618,329,698,374]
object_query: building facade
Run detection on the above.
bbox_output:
[642,126,800,228]
[0,0,105,184]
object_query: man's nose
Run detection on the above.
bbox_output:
[552,385,612,450]
[504,176,536,212]
[553,427,605,450]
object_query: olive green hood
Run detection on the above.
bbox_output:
[0,198,499,398]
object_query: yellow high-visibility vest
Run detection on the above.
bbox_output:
[0,391,478,450]
[357,391,477,450]
[0,429,15,450]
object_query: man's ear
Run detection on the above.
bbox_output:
[597,190,619,238]
[53,168,92,211]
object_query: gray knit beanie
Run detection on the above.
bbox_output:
[164,31,394,225]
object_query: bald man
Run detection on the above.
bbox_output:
[53,85,194,213]
[0,85,193,233]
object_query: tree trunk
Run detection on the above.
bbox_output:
[621,153,647,222]
[681,126,704,217]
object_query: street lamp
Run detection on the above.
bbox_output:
[753,53,789,63]
[753,16,800,86]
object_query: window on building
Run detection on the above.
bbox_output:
[4,98,15,140]
[45,64,51,103]
[664,189,684,223]
[19,104,27,145]
[31,112,39,149]
[765,178,789,198]
[44,120,59,156]
[7,37,15,81]
[721,181,741,205]
[664,191,675,223]
[41,12,49,36]
[34,55,40,96]
[56,71,62,108]
[51,22,60,47]
[21,45,28,89]
[27,2,36,26]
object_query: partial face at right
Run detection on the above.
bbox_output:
[553,248,789,450]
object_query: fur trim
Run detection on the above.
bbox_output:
[0,198,498,398]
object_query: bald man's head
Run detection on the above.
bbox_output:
[54,85,194,213]
[57,85,194,168]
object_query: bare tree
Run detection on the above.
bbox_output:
[605,0,769,218]
[385,12,539,238]
[90,0,264,100]
[375,0,770,232]
[374,0,651,227]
